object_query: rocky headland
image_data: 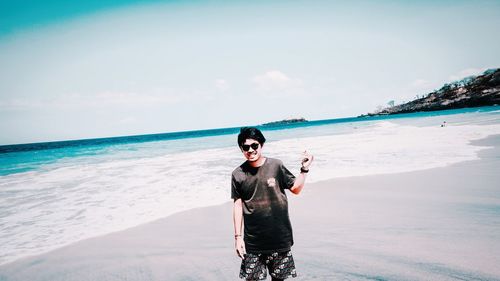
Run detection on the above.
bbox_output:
[362,68,500,116]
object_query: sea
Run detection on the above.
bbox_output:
[1,106,500,266]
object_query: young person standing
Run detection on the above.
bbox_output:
[231,127,313,280]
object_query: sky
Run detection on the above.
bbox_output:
[1,0,500,145]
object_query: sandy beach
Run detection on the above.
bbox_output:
[2,0,499,279]
[1,134,499,281]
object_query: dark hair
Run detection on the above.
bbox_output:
[237,127,266,147]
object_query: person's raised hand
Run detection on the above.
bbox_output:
[301,150,314,169]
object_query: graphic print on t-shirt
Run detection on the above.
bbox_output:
[267,178,276,188]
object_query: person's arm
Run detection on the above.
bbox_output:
[233,198,246,258]
[290,172,307,195]
[290,152,314,195]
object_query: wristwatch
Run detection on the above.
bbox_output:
[300,167,309,173]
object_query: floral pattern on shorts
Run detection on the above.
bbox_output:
[239,250,297,280]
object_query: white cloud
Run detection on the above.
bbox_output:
[448,67,489,82]
[118,116,139,125]
[409,79,441,94]
[0,91,186,110]
[411,79,432,89]
[252,70,304,96]
[215,79,229,91]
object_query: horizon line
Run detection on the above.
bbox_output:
[1,113,365,148]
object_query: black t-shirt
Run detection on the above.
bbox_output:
[231,157,296,253]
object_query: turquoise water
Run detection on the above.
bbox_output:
[1,105,499,266]
[1,106,499,176]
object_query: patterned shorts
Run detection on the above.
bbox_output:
[239,250,297,280]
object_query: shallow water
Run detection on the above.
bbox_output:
[0,107,499,265]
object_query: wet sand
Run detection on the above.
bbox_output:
[1,135,499,281]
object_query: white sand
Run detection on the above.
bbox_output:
[1,135,499,281]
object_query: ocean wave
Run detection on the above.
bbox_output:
[1,114,500,265]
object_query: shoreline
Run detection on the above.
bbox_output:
[0,130,494,267]
[1,135,500,280]
[2,110,499,267]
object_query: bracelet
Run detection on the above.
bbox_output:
[300,167,309,173]
[235,234,242,238]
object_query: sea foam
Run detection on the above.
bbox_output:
[1,115,500,265]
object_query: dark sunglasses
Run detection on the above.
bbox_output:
[241,143,260,152]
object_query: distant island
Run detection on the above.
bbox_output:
[361,68,500,117]
[262,117,308,126]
